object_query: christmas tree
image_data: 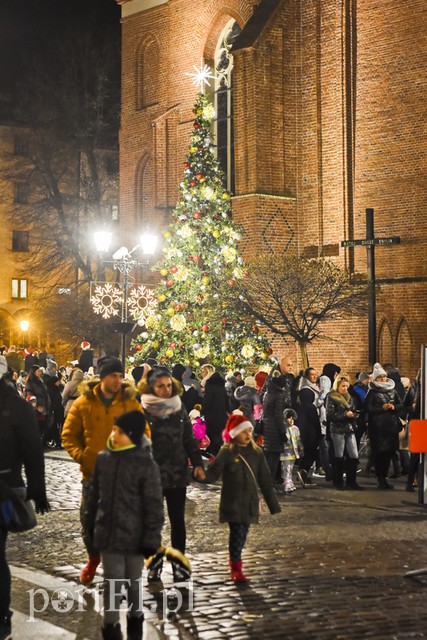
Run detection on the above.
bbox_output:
[130,90,271,370]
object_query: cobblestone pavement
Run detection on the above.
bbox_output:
[7,451,427,639]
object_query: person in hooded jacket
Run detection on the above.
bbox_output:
[201,365,229,455]
[262,371,289,485]
[172,363,202,413]
[62,368,85,416]
[296,387,322,485]
[44,375,65,448]
[365,363,403,490]
[234,376,260,426]
[25,365,51,439]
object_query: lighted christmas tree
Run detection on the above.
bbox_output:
[130,87,271,370]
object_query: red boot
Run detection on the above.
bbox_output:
[80,555,101,584]
[229,559,248,583]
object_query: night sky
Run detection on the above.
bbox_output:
[0,0,120,92]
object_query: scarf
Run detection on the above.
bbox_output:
[140,393,181,418]
[299,378,321,396]
[370,378,395,392]
[327,390,352,410]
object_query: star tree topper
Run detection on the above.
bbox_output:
[185,59,217,94]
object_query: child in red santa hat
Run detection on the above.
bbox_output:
[201,411,281,583]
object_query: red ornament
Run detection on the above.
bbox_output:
[175,303,183,311]
[193,211,202,219]
[267,348,273,355]
[202,325,209,332]
[189,326,195,332]
[160,357,166,363]
[193,256,201,262]
[135,344,142,352]
[195,173,204,180]
[196,295,204,302]
[228,280,235,287]
[163,328,169,334]
[221,316,228,324]
[190,181,196,187]
[170,266,178,273]
[252,325,259,333]
[194,123,201,129]
[183,162,190,169]
[169,342,176,349]
[165,279,174,287]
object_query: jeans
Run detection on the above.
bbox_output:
[330,432,358,459]
[0,527,10,618]
[101,552,144,625]
[163,487,187,553]
[80,480,98,556]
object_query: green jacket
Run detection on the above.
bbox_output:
[204,443,280,525]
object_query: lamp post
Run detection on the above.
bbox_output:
[92,231,158,369]
[19,319,29,348]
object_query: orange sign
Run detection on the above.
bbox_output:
[409,420,427,453]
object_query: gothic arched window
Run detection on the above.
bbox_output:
[213,20,241,194]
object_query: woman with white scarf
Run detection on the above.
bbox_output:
[138,367,205,581]
[365,363,403,490]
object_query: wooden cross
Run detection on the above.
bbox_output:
[341,208,400,367]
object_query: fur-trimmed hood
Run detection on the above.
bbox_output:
[137,377,183,398]
[78,378,139,400]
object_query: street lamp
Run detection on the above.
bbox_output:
[91,230,158,368]
[19,319,29,348]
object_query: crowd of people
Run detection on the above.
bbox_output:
[0,342,422,640]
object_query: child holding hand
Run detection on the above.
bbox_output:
[202,412,280,583]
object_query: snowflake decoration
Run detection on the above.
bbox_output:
[186,59,217,93]
[90,283,122,319]
[127,285,157,323]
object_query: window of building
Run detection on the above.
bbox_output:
[14,134,28,155]
[11,279,28,299]
[213,20,241,194]
[14,183,29,204]
[12,230,29,252]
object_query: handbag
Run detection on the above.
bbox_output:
[0,480,37,533]
[238,454,267,515]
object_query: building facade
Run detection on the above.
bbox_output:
[116,0,426,375]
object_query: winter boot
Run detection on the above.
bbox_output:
[0,612,12,640]
[377,477,394,490]
[145,546,165,583]
[79,555,100,585]
[229,559,248,583]
[332,457,345,489]
[346,458,364,490]
[127,615,144,640]
[166,548,192,583]
[101,622,123,640]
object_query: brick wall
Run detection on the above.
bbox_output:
[118,0,427,377]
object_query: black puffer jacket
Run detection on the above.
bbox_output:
[85,437,164,554]
[145,405,203,490]
[0,379,47,501]
[366,381,403,453]
[202,372,229,434]
[262,377,288,452]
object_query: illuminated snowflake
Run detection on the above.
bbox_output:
[127,285,157,323]
[90,283,122,319]
[185,60,217,93]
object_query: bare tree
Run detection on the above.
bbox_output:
[234,254,368,368]
[0,24,120,292]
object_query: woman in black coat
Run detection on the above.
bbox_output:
[139,367,205,581]
[0,368,50,639]
[365,363,403,490]
[201,367,230,455]
[25,365,51,439]
[296,387,322,485]
[262,373,288,483]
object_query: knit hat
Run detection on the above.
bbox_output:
[97,356,124,379]
[372,362,387,380]
[26,395,37,403]
[81,341,91,350]
[0,356,7,379]
[188,409,201,420]
[115,410,146,446]
[224,411,253,442]
[244,376,256,388]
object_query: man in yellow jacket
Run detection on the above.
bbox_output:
[62,355,147,584]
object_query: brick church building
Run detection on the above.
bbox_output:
[116,0,426,376]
